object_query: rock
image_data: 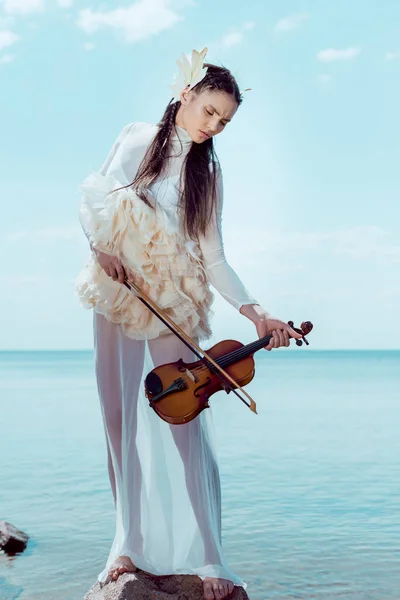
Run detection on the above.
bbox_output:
[83,571,250,600]
[0,521,29,556]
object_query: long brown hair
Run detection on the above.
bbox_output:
[114,63,243,240]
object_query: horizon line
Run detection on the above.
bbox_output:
[0,348,399,353]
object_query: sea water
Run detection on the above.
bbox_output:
[0,350,399,600]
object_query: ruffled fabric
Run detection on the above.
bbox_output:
[76,171,215,341]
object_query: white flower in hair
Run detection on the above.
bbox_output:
[169,47,208,103]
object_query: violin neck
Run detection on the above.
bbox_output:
[211,334,274,370]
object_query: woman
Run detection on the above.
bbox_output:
[77,49,302,600]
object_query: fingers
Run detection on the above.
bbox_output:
[108,265,118,281]
[279,329,290,347]
[264,329,290,351]
[103,259,126,283]
[98,252,144,288]
[286,324,303,339]
[264,330,278,351]
[115,261,126,283]
[283,329,290,346]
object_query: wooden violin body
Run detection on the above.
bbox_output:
[144,320,313,425]
[145,340,255,425]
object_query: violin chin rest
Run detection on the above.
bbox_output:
[145,371,163,395]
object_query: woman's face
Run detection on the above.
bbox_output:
[177,88,239,144]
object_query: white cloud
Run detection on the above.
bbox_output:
[0,29,20,51]
[317,47,361,62]
[84,42,95,51]
[2,0,44,15]
[221,31,243,48]
[275,13,309,33]
[76,0,190,43]
[220,20,256,48]
[385,51,400,61]
[0,52,15,63]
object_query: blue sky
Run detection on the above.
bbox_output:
[0,0,398,350]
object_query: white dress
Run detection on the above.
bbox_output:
[76,122,260,590]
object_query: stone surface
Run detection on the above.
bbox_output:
[83,571,250,600]
[0,521,29,555]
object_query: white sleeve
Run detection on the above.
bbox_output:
[197,168,260,312]
[79,123,134,244]
[99,122,135,176]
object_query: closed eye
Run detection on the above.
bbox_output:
[205,108,228,126]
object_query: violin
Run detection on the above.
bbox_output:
[144,321,313,425]
[121,274,313,425]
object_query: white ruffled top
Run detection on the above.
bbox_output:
[76,121,259,340]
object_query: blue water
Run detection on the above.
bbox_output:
[0,350,399,600]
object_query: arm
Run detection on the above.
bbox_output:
[99,122,135,176]
[78,123,138,283]
[197,168,271,322]
[198,169,305,349]
[79,123,135,246]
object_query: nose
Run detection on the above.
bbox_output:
[208,122,218,134]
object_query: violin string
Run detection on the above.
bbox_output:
[190,355,239,374]
[190,336,273,375]
[190,345,255,374]
[189,328,302,378]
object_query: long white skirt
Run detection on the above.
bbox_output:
[93,311,247,589]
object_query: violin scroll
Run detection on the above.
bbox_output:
[288,320,313,346]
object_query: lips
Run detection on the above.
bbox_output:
[199,130,210,139]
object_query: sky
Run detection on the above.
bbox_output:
[0,0,399,350]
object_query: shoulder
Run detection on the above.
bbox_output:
[122,121,160,147]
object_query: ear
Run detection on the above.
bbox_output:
[179,85,191,105]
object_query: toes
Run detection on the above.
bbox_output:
[213,585,223,600]
[203,579,236,600]
[107,557,138,585]
[203,582,215,600]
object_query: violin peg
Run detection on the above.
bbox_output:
[288,320,313,346]
[301,321,313,336]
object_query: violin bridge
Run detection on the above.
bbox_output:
[185,368,197,383]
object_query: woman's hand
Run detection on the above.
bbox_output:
[255,315,304,351]
[92,245,151,294]
[92,247,127,284]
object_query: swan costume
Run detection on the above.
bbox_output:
[76,121,259,589]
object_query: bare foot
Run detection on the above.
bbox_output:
[203,577,235,600]
[107,555,138,582]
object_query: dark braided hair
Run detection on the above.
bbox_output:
[114,63,243,241]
